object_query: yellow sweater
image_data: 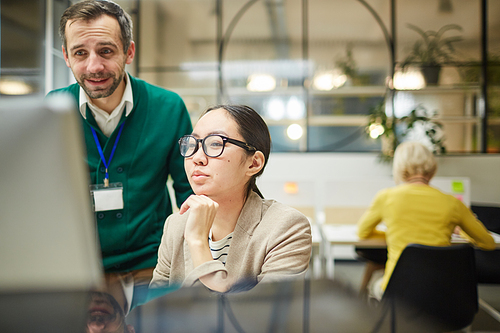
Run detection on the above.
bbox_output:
[357,183,495,291]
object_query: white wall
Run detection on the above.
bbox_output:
[258,153,500,206]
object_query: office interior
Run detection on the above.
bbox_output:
[1,0,500,331]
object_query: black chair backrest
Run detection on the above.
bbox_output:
[381,244,478,332]
[471,205,500,284]
[475,249,500,284]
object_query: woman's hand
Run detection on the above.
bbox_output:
[180,195,219,246]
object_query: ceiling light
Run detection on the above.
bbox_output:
[246,74,276,92]
[286,96,305,120]
[393,91,417,118]
[393,69,425,90]
[313,70,347,91]
[439,0,453,13]
[267,98,286,121]
[369,124,385,139]
[0,79,33,95]
[287,123,303,140]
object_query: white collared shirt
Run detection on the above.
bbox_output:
[119,274,134,316]
[79,75,134,137]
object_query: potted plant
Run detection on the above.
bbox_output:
[334,45,371,86]
[401,24,463,85]
[366,101,398,160]
[460,53,500,86]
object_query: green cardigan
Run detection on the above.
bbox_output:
[48,75,193,272]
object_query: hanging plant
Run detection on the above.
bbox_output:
[335,45,357,79]
[400,105,446,155]
[366,102,446,161]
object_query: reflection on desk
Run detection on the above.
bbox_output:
[129,278,433,333]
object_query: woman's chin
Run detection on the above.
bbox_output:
[192,187,210,197]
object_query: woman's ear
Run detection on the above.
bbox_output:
[247,151,265,177]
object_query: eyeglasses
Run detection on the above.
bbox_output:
[179,134,256,158]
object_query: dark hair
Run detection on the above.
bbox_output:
[59,0,133,53]
[203,105,271,199]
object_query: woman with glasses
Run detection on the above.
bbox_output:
[150,105,312,292]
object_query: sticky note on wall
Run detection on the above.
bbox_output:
[284,182,299,194]
[452,180,464,193]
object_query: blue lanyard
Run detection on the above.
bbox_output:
[91,123,125,187]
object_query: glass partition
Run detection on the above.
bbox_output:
[0,0,45,96]
[2,0,497,153]
[132,0,500,154]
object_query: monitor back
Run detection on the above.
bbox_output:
[0,94,102,292]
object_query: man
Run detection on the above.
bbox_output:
[48,0,193,285]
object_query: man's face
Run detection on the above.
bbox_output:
[86,291,128,333]
[62,15,135,100]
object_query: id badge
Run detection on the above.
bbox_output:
[90,182,124,212]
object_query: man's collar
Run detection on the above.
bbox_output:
[78,73,134,118]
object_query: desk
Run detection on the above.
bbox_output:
[310,223,322,278]
[320,224,500,279]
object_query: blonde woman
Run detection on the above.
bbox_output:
[357,141,495,300]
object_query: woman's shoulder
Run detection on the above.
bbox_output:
[253,200,312,248]
[238,192,311,236]
[369,186,393,201]
[261,198,310,225]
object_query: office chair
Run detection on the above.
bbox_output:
[372,244,478,333]
[474,249,500,325]
[471,205,500,324]
[472,204,500,284]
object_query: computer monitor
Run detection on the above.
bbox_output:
[0,94,102,292]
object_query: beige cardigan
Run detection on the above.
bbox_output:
[150,191,312,290]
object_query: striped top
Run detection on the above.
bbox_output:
[209,231,234,265]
